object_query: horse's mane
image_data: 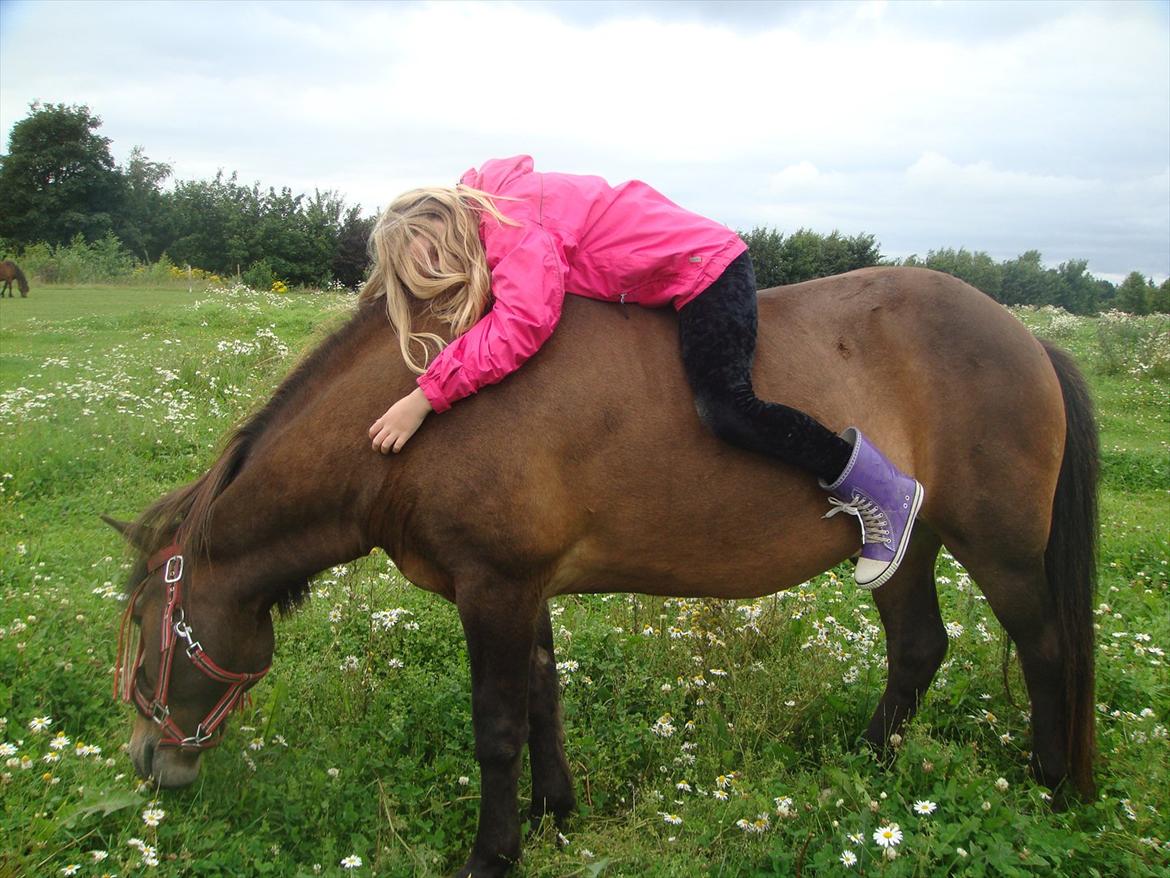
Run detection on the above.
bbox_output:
[132,297,386,610]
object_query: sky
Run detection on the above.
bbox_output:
[1,0,1168,282]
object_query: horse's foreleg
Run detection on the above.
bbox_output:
[864,528,947,751]
[454,579,542,878]
[527,602,576,828]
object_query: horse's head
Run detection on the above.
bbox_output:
[106,517,275,788]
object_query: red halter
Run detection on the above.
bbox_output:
[115,543,270,750]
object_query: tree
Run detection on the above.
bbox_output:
[1152,278,1170,315]
[332,205,375,289]
[740,226,881,288]
[0,102,123,244]
[1000,250,1060,306]
[739,227,786,288]
[1055,259,1099,315]
[117,146,173,262]
[1116,272,1153,315]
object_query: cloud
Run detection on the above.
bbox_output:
[0,0,1166,278]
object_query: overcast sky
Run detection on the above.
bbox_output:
[1,0,1167,282]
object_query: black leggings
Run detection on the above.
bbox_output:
[678,251,851,483]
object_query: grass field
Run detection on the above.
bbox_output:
[1,285,1167,877]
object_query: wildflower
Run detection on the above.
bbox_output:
[457,775,469,786]
[982,800,991,811]
[716,774,733,789]
[49,732,71,750]
[945,621,964,638]
[340,655,360,672]
[884,846,898,861]
[995,777,1009,792]
[713,790,729,801]
[90,851,109,862]
[651,714,676,738]
[847,831,864,845]
[328,767,340,778]
[676,780,692,793]
[249,737,264,751]
[62,866,80,876]
[660,812,683,825]
[142,806,166,827]
[28,716,52,733]
[873,823,903,848]
[140,844,159,866]
[340,854,363,868]
[774,796,795,818]
[913,800,937,815]
[840,850,858,867]
[956,847,968,857]
[0,743,15,757]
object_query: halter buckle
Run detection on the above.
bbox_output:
[163,555,184,584]
[150,701,170,725]
[182,723,213,747]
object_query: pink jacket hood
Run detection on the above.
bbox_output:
[417,155,746,412]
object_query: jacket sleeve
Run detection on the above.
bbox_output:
[417,222,567,413]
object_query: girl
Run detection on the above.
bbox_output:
[361,156,922,589]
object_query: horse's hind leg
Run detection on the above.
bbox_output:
[527,602,576,827]
[864,527,947,750]
[951,553,1071,793]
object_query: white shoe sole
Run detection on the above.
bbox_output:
[854,481,925,590]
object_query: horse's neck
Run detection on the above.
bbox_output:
[199,309,413,607]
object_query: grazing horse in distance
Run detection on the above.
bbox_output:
[110,267,1099,878]
[0,260,30,297]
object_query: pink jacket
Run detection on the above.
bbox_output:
[417,155,747,413]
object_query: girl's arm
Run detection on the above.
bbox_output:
[417,223,567,413]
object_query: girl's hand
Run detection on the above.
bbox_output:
[369,388,434,454]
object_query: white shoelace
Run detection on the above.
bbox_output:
[824,495,893,548]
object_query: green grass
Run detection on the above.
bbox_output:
[1,287,1167,877]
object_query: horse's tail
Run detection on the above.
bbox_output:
[1041,340,1099,798]
[14,265,29,296]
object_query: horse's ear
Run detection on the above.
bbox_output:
[100,514,156,553]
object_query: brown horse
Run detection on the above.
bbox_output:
[108,267,1098,878]
[0,260,30,297]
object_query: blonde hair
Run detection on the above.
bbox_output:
[360,185,516,373]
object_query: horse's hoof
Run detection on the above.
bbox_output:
[529,791,576,831]
[450,857,514,878]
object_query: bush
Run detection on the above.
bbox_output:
[1095,312,1170,379]
[6,234,135,284]
[241,259,276,292]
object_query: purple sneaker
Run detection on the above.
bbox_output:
[819,428,925,590]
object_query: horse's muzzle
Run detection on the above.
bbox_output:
[129,716,203,788]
